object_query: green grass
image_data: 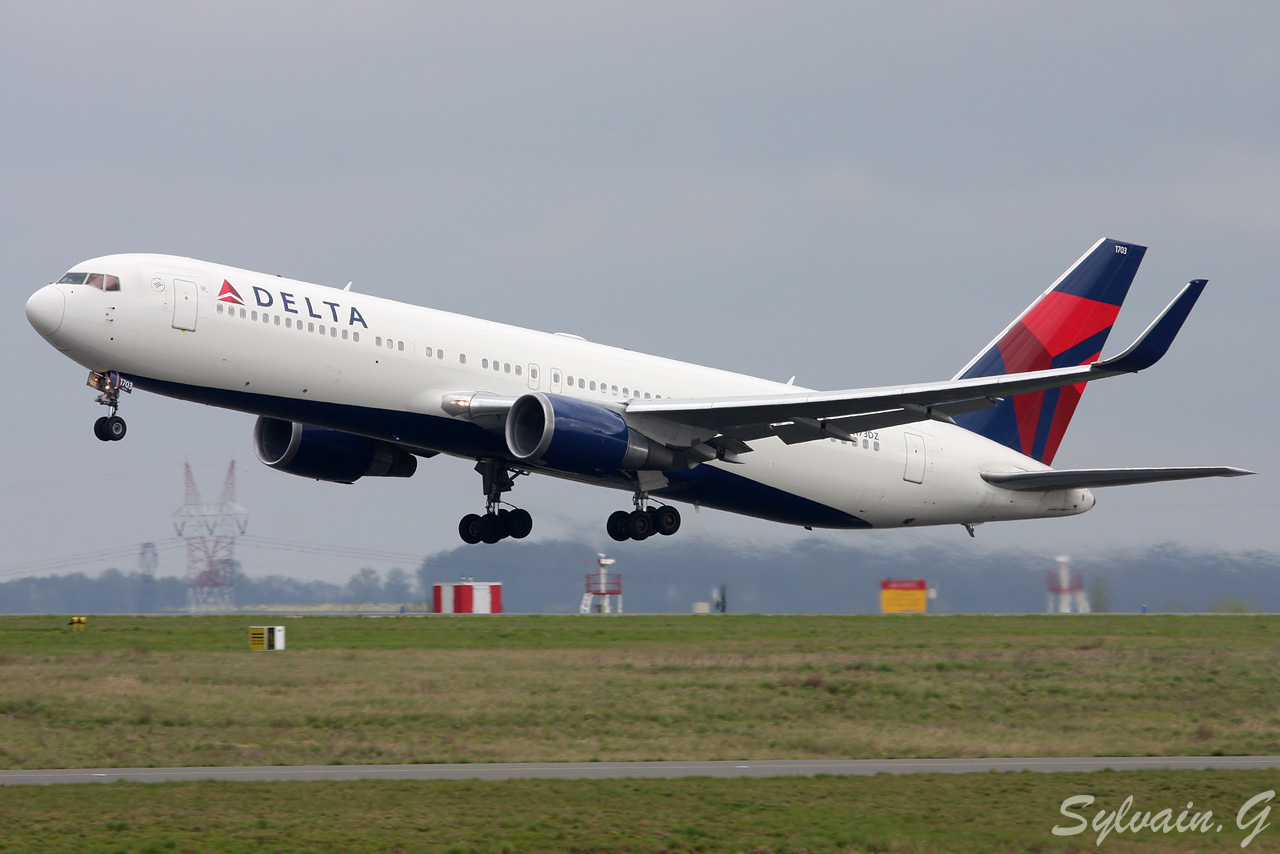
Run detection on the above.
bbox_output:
[1,614,1278,769]
[1,770,1275,853]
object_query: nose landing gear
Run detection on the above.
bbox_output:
[88,371,129,442]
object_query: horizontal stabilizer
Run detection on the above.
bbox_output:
[982,466,1254,492]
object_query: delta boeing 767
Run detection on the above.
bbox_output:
[25,238,1249,544]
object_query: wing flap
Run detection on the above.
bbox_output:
[982,466,1254,492]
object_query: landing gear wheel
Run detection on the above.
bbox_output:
[93,416,111,442]
[607,510,631,542]
[628,509,654,540]
[459,514,483,545]
[104,415,126,441]
[652,505,681,536]
[478,513,504,544]
[507,508,533,539]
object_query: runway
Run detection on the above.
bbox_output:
[5,755,1280,785]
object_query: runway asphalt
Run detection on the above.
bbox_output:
[4,756,1280,785]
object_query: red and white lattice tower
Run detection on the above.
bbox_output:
[172,462,249,613]
[1046,555,1090,614]
[580,553,622,614]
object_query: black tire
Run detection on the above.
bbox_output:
[507,508,533,539]
[459,514,483,545]
[479,513,504,544]
[653,505,681,536]
[628,509,654,540]
[105,416,127,441]
[93,416,111,442]
[606,510,631,542]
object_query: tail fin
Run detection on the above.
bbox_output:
[951,238,1146,464]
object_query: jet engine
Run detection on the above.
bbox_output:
[253,416,418,484]
[505,393,675,474]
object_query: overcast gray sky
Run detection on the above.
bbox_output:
[3,2,1276,586]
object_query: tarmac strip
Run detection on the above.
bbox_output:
[4,756,1280,785]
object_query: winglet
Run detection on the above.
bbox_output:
[1096,280,1207,374]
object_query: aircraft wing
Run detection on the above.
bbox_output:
[625,280,1207,446]
[982,467,1253,491]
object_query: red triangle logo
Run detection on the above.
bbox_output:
[218,280,244,305]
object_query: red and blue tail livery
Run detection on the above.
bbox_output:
[951,238,1146,464]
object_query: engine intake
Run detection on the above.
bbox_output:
[253,417,418,484]
[505,393,675,474]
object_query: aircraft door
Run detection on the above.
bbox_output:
[172,278,198,331]
[527,364,540,390]
[549,368,563,394]
[903,432,926,484]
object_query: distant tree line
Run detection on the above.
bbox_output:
[0,565,425,614]
[4,539,1280,614]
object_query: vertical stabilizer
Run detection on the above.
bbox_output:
[952,238,1146,464]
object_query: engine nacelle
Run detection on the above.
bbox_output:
[505,393,675,474]
[253,416,418,484]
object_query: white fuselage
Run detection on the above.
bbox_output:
[27,254,1094,531]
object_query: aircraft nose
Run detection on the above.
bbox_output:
[26,284,65,337]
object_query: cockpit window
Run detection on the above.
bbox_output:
[58,272,121,291]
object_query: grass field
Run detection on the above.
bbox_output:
[3,614,1278,852]
[2,771,1276,852]
[1,613,1277,769]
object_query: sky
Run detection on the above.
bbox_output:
[2,2,1277,589]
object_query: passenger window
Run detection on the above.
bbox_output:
[436,349,443,359]
[319,325,326,335]
[251,311,258,321]
[353,332,360,343]
[308,322,314,332]
[644,393,651,399]
[459,354,467,365]
[590,381,596,391]
[341,329,348,340]
[622,387,629,397]
[482,359,489,369]
[274,316,280,325]
[579,378,585,389]
[264,314,270,324]
[504,363,510,373]
[611,385,618,395]
[376,336,383,347]
[285,317,292,328]
[566,375,573,386]
[397,340,403,351]
[333,328,339,338]
[217,304,224,315]
[240,308,247,319]
[515,365,522,376]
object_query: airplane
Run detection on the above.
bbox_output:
[25,238,1250,545]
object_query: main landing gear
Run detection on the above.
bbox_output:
[606,495,681,542]
[458,460,534,545]
[88,372,127,442]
